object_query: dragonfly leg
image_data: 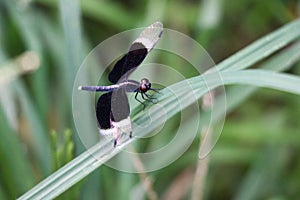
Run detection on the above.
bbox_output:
[144,92,156,100]
[135,91,146,109]
[142,92,158,104]
[141,92,155,103]
[149,88,162,94]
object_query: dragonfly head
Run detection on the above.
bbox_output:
[140,78,151,93]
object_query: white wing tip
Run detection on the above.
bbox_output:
[151,21,163,28]
[134,21,164,52]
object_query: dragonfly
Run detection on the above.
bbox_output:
[78,21,163,147]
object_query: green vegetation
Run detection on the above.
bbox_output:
[0,0,299,199]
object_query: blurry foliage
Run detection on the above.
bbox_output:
[0,0,299,199]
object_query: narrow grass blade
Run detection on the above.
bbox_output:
[217,18,300,72]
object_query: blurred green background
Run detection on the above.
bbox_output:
[0,0,300,199]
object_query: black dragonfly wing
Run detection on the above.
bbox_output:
[110,88,130,123]
[108,21,163,84]
[96,89,131,130]
[108,43,147,84]
[96,92,113,130]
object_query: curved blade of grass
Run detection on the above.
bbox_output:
[217,18,300,72]
[222,69,300,93]
[211,40,300,124]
